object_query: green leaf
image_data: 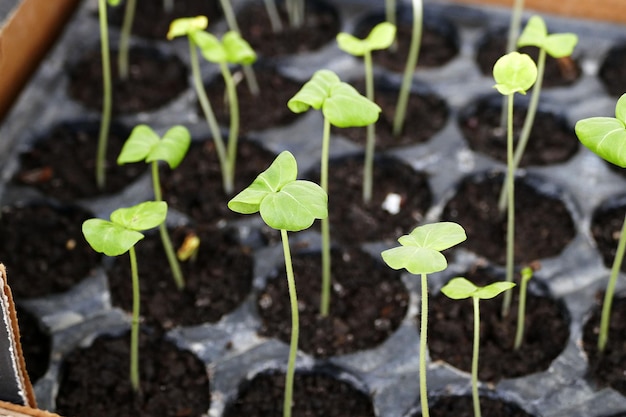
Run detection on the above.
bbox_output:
[222,31,257,65]
[616,93,626,123]
[82,219,144,257]
[288,70,341,113]
[575,117,626,167]
[517,16,548,49]
[260,181,328,231]
[441,277,515,300]
[544,33,578,58]
[167,16,208,40]
[192,31,226,63]
[107,0,122,6]
[381,246,448,275]
[474,281,516,299]
[493,52,538,96]
[110,201,168,231]
[336,22,396,56]
[399,222,467,252]
[336,33,367,56]
[145,125,191,169]
[517,16,577,58]
[118,125,160,165]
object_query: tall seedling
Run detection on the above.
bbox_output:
[381,222,467,417]
[82,201,168,391]
[337,22,396,202]
[117,124,191,289]
[575,93,626,352]
[229,151,327,417]
[288,69,381,316]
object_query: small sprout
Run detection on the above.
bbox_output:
[229,151,327,417]
[177,232,200,262]
[382,222,467,417]
[575,93,626,352]
[82,201,168,392]
[514,265,535,349]
[441,277,516,417]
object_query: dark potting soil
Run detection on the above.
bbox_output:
[429,267,569,382]
[12,122,145,201]
[55,329,210,417]
[0,203,100,300]
[223,369,376,417]
[583,294,626,397]
[67,46,187,114]
[441,172,576,266]
[108,0,222,40]
[257,247,409,358]
[16,306,51,384]
[160,139,277,226]
[590,196,626,273]
[459,97,579,167]
[599,42,626,97]
[305,154,432,244]
[424,395,535,417]
[237,0,340,58]
[335,82,448,149]
[475,33,582,88]
[202,66,303,135]
[108,225,253,329]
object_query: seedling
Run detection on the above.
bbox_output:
[440,277,516,417]
[167,17,257,195]
[514,266,534,349]
[337,22,396,202]
[381,222,467,417]
[498,16,578,211]
[288,69,381,316]
[82,201,168,392]
[575,93,626,352]
[117,124,191,289]
[493,51,537,316]
[228,151,327,417]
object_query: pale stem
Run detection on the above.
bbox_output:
[221,63,240,194]
[513,268,531,349]
[502,94,515,317]
[319,118,332,317]
[117,0,136,80]
[419,273,430,417]
[96,0,113,190]
[281,229,299,417]
[129,246,140,392]
[385,0,397,51]
[264,0,284,32]
[363,52,376,203]
[472,296,482,417]
[499,0,525,127]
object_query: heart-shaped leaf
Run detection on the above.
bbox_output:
[110,201,168,231]
[517,16,577,59]
[381,246,448,275]
[575,117,626,167]
[337,22,396,56]
[145,125,191,169]
[117,125,160,165]
[493,52,538,96]
[192,31,226,63]
[82,219,144,257]
[441,277,516,300]
[288,70,341,113]
[222,31,257,65]
[167,16,208,40]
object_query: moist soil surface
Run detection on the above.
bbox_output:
[257,247,409,358]
[599,42,626,97]
[591,195,626,273]
[108,225,253,330]
[223,369,376,417]
[0,203,100,300]
[12,121,145,201]
[429,266,569,382]
[424,395,535,417]
[237,1,340,58]
[459,97,579,167]
[441,172,576,266]
[305,154,432,244]
[202,65,303,134]
[55,329,210,417]
[67,46,187,114]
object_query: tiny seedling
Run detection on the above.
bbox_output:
[514,266,534,349]
[381,222,467,417]
[117,124,191,290]
[82,201,168,392]
[228,151,327,417]
[497,15,578,210]
[288,69,381,316]
[337,22,396,202]
[440,277,516,417]
[167,17,257,195]
[493,51,537,316]
[575,93,626,352]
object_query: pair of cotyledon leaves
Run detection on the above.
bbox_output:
[336,22,396,57]
[117,124,191,169]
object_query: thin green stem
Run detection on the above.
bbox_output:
[281,229,299,417]
[263,0,284,32]
[502,94,515,317]
[320,118,332,317]
[96,0,113,190]
[117,0,136,80]
[188,38,231,194]
[599,213,626,351]
[221,63,240,194]
[419,273,430,417]
[393,0,422,137]
[498,48,546,212]
[499,0,525,128]
[363,52,375,203]
[514,267,532,349]
[472,296,482,417]
[286,0,304,28]
[385,0,397,51]
[152,162,185,290]
[129,246,140,392]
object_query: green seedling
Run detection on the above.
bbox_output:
[381,222,467,417]
[575,93,626,352]
[441,277,516,417]
[117,124,191,290]
[337,22,396,203]
[167,17,257,195]
[493,51,537,316]
[95,0,121,190]
[228,151,327,417]
[514,266,534,349]
[117,0,136,80]
[82,201,168,392]
[392,0,422,137]
[288,69,381,317]
[498,16,578,211]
